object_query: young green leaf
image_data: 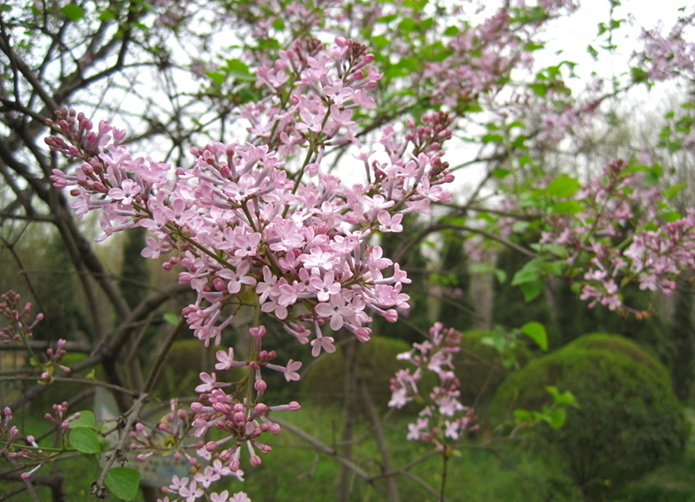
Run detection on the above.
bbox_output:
[69,427,103,454]
[163,313,179,326]
[105,467,141,500]
[545,386,580,408]
[69,410,96,429]
[61,4,85,21]
[520,322,548,351]
[519,280,543,302]
[543,406,567,429]
[546,175,581,198]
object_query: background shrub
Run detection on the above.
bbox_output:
[301,336,412,409]
[490,334,689,501]
[152,339,244,400]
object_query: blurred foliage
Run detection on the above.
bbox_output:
[29,352,99,413]
[454,329,530,409]
[301,335,412,410]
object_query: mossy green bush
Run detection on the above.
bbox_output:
[566,332,664,376]
[301,336,412,409]
[490,334,689,501]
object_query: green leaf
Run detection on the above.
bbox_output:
[491,167,511,178]
[662,211,682,222]
[512,267,537,286]
[397,17,418,33]
[98,10,116,20]
[105,467,140,500]
[546,175,581,198]
[272,17,285,31]
[482,133,504,144]
[513,409,533,421]
[520,280,542,302]
[132,0,156,13]
[586,44,598,61]
[494,269,507,284]
[528,82,546,97]
[551,200,583,214]
[205,71,226,85]
[372,35,389,48]
[163,313,179,326]
[61,4,85,21]
[69,427,103,454]
[530,243,566,257]
[69,410,96,429]
[0,4,12,12]
[524,41,544,51]
[376,14,398,23]
[481,334,506,354]
[664,182,686,200]
[512,221,529,233]
[544,406,567,429]
[545,386,580,408]
[518,154,532,166]
[519,322,548,351]
[512,258,543,286]
[403,0,428,8]
[223,59,254,82]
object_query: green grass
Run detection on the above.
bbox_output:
[6,404,695,501]
[209,406,582,502]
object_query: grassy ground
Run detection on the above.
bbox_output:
[5,404,695,501]
[230,406,581,502]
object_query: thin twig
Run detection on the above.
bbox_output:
[91,393,149,498]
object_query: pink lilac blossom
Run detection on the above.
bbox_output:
[538,159,695,312]
[635,9,695,81]
[48,39,454,352]
[424,9,533,109]
[47,37,455,500]
[0,401,80,480]
[389,323,477,451]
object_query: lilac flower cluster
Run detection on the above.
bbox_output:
[0,403,78,480]
[0,291,67,383]
[48,39,453,353]
[0,290,44,344]
[636,9,695,81]
[389,323,477,451]
[47,37,455,500]
[424,10,528,109]
[540,159,695,312]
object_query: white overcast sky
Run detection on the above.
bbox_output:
[541,0,689,90]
